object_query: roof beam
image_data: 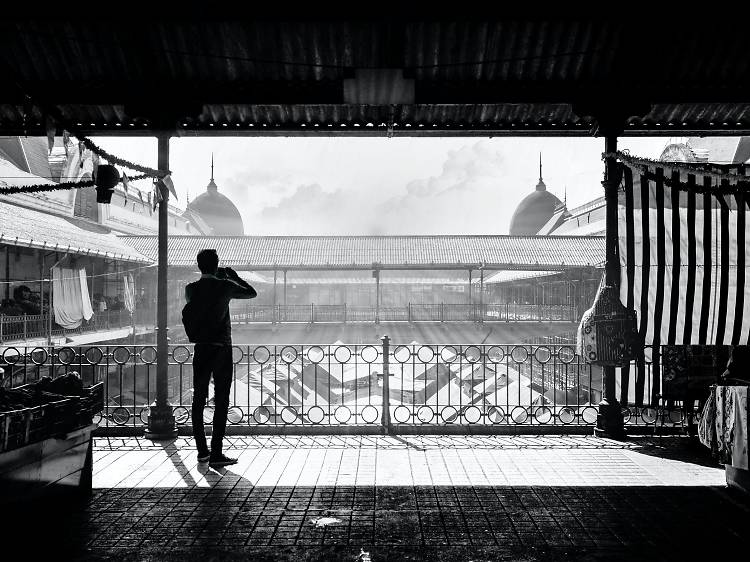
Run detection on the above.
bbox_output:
[5,81,750,107]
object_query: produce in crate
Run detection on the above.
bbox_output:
[1,371,103,454]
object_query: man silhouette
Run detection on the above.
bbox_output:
[184,249,257,467]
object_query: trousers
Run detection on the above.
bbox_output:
[191,344,233,455]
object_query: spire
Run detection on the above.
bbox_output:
[207,153,218,192]
[564,185,567,206]
[211,153,214,181]
[535,152,546,191]
[539,152,543,181]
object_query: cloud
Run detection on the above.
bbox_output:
[251,140,518,235]
[257,183,367,235]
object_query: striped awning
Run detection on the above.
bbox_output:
[618,158,750,346]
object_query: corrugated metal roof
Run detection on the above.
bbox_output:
[118,235,604,270]
[0,200,151,262]
[1,18,749,136]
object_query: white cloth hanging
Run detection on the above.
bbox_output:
[123,273,135,314]
[52,266,94,329]
[80,268,94,322]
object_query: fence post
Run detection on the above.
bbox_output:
[0,314,3,342]
[381,335,391,434]
[408,302,411,323]
[344,303,347,324]
[440,303,444,322]
[23,314,27,340]
[310,303,314,324]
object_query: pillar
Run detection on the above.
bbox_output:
[146,134,177,440]
[374,268,380,323]
[272,269,277,323]
[595,131,625,439]
[479,268,484,323]
[5,245,10,301]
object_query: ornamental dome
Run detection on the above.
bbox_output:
[183,156,244,235]
[508,155,564,235]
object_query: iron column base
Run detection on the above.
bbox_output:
[145,404,178,440]
[594,401,625,440]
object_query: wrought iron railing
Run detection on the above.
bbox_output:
[0,309,157,343]
[230,303,578,324]
[0,342,686,431]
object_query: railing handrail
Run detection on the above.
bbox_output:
[0,342,678,432]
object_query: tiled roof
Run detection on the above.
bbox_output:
[119,235,604,270]
[0,200,152,262]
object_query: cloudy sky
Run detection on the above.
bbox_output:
[96,136,669,235]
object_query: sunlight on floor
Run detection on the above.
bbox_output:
[92,436,726,489]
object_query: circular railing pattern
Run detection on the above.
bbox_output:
[0,343,691,431]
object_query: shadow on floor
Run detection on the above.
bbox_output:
[4,483,749,562]
[624,436,723,468]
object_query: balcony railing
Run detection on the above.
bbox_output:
[0,342,685,432]
[231,303,578,324]
[0,309,157,343]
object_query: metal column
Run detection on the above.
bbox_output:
[272,269,277,324]
[595,132,625,439]
[146,134,177,440]
[479,268,484,323]
[374,268,380,324]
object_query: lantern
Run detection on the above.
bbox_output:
[94,164,120,203]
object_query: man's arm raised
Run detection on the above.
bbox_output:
[223,267,257,299]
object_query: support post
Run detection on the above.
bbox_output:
[39,252,44,334]
[374,267,380,324]
[479,268,484,323]
[272,269,277,324]
[595,131,625,440]
[381,335,391,434]
[146,133,177,440]
[4,246,9,302]
[283,270,287,322]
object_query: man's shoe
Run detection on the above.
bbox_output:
[197,451,211,463]
[209,454,238,467]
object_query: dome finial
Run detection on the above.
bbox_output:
[207,154,218,192]
[536,152,546,191]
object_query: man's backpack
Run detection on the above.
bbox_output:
[181,300,203,343]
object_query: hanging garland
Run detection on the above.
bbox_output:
[0,174,150,195]
[76,136,169,178]
[604,150,750,185]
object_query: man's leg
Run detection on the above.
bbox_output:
[210,346,234,456]
[191,345,213,455]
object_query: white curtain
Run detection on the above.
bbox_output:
[52,266,94,329]
[123,273,135,314]
[80,268,94,321]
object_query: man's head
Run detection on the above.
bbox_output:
[196,249,219,274]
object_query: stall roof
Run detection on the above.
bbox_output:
[1,15,749,136]
[0,200,152,262]
[118,235,605,270]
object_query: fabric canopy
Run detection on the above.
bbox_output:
[52,266,94,329]
[618,158,750,346]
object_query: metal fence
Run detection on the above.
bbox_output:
[0,309,159,343]
[230,303,578,324]
[0,342,686,432]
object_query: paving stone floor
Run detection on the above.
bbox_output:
[4,435,750,561]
